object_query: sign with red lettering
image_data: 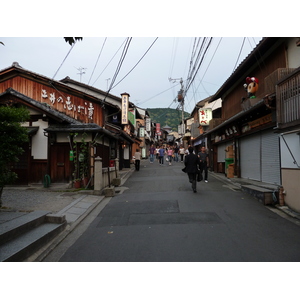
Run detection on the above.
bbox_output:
[199,108,212,125]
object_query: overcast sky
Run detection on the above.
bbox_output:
[1,1,293,117]
[0,37,263,113]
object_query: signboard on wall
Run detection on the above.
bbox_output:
[41,88,95,121]
[128,108,135,125]
[199,108,212,125]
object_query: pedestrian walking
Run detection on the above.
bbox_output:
[167,147,174,166]
[149,144,156,163]
[198,146,209,182]
[184,146,201,193]
[156,146,160,161]
[134,148,141,171]
[179,145,185,162]
[158,145,165,165]
[174,144,179,162]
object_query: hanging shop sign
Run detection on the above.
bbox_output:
[121,94,129,124]
[139,127,145,137]
[128,108,135,125]
[199,108,212,125]
[156,123,160,134]
[112,114,118,123]
[145,117,151,132]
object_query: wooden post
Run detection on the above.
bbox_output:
[115,158,119,178]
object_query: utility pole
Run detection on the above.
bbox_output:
[169,77,185,138]
[178,78,185,138]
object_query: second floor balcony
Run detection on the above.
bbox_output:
[277,67,300,129]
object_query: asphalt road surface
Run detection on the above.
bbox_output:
[48,159,300,262]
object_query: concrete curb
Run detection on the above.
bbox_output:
[26,194,106,262]
[26,167,135,261]
[210,171,300,223]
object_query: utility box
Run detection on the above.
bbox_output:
[225,158,234,175]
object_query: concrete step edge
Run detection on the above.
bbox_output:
[0,210,51,245]
[0,221,66,262]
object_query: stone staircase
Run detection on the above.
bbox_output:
[0,210,66,262]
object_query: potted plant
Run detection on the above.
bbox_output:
[73,178,81,189]
[79,133,89,187]
[70,133,81,188]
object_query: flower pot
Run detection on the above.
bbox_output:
[82,177,89,187]
[74,181,81,189]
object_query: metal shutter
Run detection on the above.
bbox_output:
[261,130,281,185]
[240,135,261,181]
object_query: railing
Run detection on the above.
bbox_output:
[265,68,295,95]
[277,68,300,126]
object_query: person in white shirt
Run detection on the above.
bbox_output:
[134,149,141,171]
[179,146,185,162]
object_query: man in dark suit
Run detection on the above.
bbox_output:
[184,146,201,193]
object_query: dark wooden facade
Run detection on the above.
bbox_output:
[0,63,120,185]
[0,71,103,125]
[203,38,294,181]
[221,42,287,121]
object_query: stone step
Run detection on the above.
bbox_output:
[0,222,66,262]
[241,185,277,205]
[0,210,51,245]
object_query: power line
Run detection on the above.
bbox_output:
[186,37,222,107]
[102,37,132,102]
[91,38,127,87]
[111,37,158,89]
[232,37,246,73]
[138,82,180,105]
[107,37,132,92]
[185,37,213,93]
[52,42,76,80]
[88,37,107,85]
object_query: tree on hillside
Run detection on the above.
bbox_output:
[0,106,29,205]
[147,108,190,131]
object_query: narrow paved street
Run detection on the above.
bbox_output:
[47,159,300,262]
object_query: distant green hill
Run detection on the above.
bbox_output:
[147,108,190,132]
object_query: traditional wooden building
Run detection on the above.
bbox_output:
[203,37,300,210]
[0,62,136,187]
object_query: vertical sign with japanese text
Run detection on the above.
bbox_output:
[156,123,161,136]
[139,127,145,137]
[121,93,129,124]
[145,118,151,132]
